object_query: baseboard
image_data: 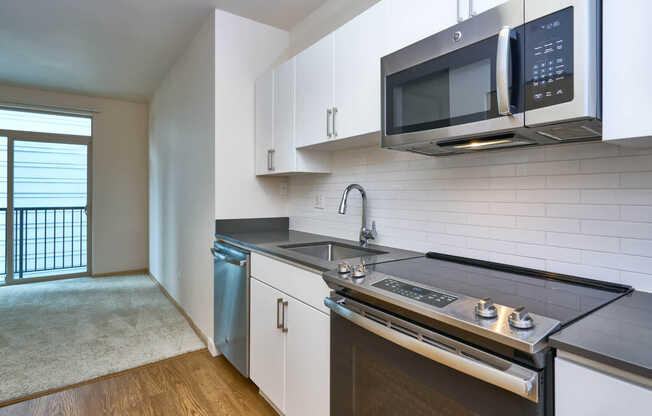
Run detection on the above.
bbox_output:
[92,268,149,278]
[146,272,218,356]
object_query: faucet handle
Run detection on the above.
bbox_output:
[370,221,377,239]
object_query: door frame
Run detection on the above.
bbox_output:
[0,129,92,285]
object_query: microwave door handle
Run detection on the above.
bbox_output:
[496,26,512,116]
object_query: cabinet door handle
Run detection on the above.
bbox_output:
[326,108,333,138]
[332,107,338,138]
[281,300,289,333]
[267,149,275,171]
[277,298,283,329]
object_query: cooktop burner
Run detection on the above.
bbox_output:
[322,251,631,353]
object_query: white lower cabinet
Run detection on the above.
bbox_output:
[285,296,330,416]
[250,278,286,410]
[555,356,652,416]
[250,255,330,416]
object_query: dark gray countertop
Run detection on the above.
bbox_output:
[215,229,422,273]
[549,290,652,379]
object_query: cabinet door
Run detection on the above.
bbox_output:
[602,0,652,141]
[285,297,330,416]
[555,357,652,415]
[471,0,509,17]
[296,35,333,147]
[274,58,296,172]
[255,70,274,175]
[250,278,286,412]
[333,0,388,139]
[387,0,458,53]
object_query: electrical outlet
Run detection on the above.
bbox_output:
[314,194,325,210]
[279,182,288,196]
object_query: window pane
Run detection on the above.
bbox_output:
[0,109,91,136]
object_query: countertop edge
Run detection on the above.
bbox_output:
[550,338,652,381]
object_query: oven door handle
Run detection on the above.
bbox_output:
[496,26,513,116]
[325,297,539,403]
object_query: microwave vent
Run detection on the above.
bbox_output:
[536,125,601,142]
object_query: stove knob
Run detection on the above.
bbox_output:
[475,298,498,318]
[352,264,367,278]
[508,307,535,329]
[337,261,351,274]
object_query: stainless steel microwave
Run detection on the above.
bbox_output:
[381,0,601,156]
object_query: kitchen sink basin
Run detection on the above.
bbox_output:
[278,241,387,262]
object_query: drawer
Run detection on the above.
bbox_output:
[251,252,330,314]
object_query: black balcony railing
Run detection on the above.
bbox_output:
[0,206,87,278]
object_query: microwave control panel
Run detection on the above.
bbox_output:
[525,7,574,110]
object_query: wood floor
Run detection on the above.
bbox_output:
[0,350,277,416]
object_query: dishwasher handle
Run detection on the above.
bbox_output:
[325,297,539,403]
[211,247,247,267]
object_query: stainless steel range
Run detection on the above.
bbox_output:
[323,252,631,415]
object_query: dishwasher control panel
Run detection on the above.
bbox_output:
[373,279,458,308]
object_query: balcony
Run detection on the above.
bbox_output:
[0,206,87,282]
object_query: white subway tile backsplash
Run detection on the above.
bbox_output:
[546,204,620,220]
[581,251,652,274]
[581,220,652,239]
[546,232,620,253]
[517,216,581,233]
[580,154,652,173]
[621,239,652,257]
[546,174,620,189]
[581,189,652,205]
[620,172,652,188]
[516,160,579,176]
[621,206,652,222]
[289,142,652,291]
[517,189,580,203]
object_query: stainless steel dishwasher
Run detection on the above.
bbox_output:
[212,239,249,377]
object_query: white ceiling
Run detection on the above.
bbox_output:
[0,0,326,102]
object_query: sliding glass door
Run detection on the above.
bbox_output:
[0,108,92,284]
[0,133,91,283]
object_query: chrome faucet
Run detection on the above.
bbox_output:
[338,184,377,247]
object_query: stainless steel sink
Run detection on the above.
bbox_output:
[278,241,387,262]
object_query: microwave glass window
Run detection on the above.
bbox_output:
[450,58,491,118]
[385,27,523,136]
[392,69,450,128]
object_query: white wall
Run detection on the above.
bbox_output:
[149,9,289,350]
[0,83,149,275]
[149,14,216,349]
[214,9,290,220]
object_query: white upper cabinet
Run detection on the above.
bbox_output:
[332,0,389,140]
[255,59,330,176]
[387,0,458,53]
[273,58,295,173]
[254,70,274,176]
[470,0,510,17]
[295,35,334,148]
[602,0,652,142]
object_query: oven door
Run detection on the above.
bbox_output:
[381,0,525,153]
[326,296,545,416]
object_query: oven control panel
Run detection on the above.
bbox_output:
[373,279,458,308]
[525,7,574,110]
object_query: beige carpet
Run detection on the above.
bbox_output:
[0,275,205,404]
